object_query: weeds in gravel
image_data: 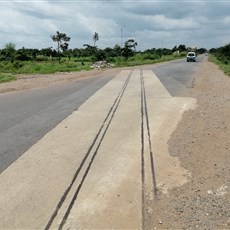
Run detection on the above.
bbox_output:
[0,74,16,83]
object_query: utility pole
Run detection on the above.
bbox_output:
[120,25,125,57]
[120,25,125,48]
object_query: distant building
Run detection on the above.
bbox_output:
[188,46,197,52]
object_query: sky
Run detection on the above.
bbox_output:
[0,0,230,51]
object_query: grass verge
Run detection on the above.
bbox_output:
[208,55,230,77]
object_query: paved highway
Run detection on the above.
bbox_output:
[0,56,204,173]
[152,55,204,97]
[0,55,205,229]
[0,74,115,173]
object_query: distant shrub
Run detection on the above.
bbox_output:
[142,54,160,60]
[13,61,24,69]
[36,55,49,62]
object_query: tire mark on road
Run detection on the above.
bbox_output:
[45,70,133,230]
[140,68,146,230]
[140,68,157,229]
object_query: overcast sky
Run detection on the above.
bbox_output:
[0,0,230,51]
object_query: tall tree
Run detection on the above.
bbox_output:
[51,31,71,63]
[113,44,122,57]
[122,39,138,60]
[178,44,187,52]
[93,32,99,47]
[83,44,97,56]
[4,42,16,62]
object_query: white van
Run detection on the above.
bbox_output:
[186,52,196,62]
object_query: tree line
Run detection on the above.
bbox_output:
[0,31,206,63]
[209,43,230,65]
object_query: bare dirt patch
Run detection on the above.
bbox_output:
[147,58,230,229]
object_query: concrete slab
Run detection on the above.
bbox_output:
[0,69,196,229]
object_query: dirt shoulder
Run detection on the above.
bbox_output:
[0,68,123,94]
[148,58,230,229]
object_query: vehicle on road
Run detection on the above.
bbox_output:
[186,52,196,62]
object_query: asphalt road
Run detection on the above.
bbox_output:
[0,55,204,174]
[0,74,115,173]
[0,55,206,229]
[152,54,205,97]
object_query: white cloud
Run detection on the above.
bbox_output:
[145,14,200,31]
[78,14,118,37]
[0,1,230,50]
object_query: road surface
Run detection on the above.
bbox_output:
[0,74,115,173]
[0,56,204,229]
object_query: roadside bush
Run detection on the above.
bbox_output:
[209,55,230,77]
[76,56,92,62]
[142,53,160,60]
[0,73,16,83]
[15,53,32,61]
[36,55,49,62]
[13,61,24,69]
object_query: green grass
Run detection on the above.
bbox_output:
[0,54,184,84]
[0,74,17,83]
[0,60,93,75]
[114,54,184,67]
[208,55,230,76]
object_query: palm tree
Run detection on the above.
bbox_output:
[93,32,99,47]
[51,31,71,63]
